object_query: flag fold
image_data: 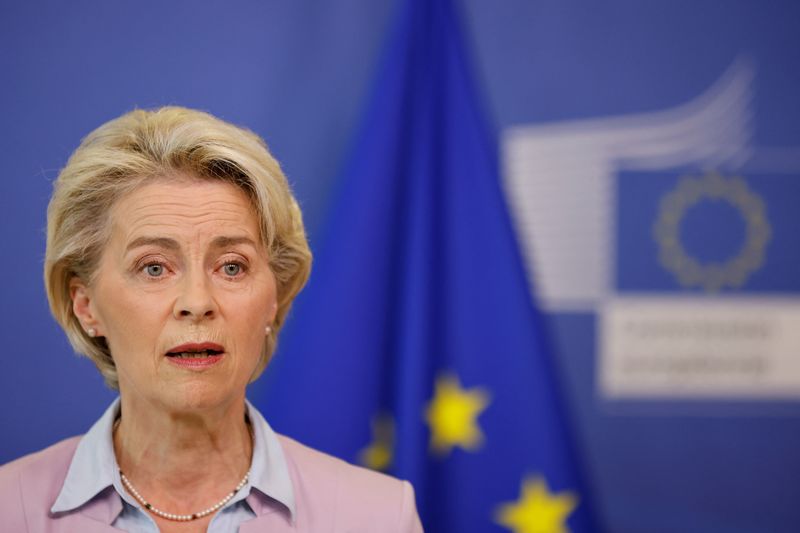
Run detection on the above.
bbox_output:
[260,0,596,530]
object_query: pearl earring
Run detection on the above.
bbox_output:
[87,327,97,337]
[265,325,272,336]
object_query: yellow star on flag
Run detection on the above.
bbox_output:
[357,413,394,471]
[495,476,578,533]
[424,373,490,456]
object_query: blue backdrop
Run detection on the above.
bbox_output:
[1,2,799,532]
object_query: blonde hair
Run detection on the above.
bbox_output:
[45,106,312,389]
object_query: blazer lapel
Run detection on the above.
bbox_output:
[239,513,296,533]
[48,514,126,533]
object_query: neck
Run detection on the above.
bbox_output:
[113,392,253,511]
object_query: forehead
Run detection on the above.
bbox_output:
[109,177,261,243]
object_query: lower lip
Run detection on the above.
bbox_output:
[166,354,224,369]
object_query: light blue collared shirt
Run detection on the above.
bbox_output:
[51,398,296,532]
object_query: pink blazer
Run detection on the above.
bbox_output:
[0,435,423,532]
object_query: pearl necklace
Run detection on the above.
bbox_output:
[113,416,253,522]
[119,469,250,522]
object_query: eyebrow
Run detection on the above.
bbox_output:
[125,236,179,253]
[210,236,258,249]
[124,235,258,253]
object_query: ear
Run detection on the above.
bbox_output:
[70,277,103,337]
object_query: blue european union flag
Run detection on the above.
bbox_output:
[259,0,597,530]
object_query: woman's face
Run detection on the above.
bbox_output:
[72,177,277,413]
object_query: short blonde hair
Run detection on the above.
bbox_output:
[45,106,312,389]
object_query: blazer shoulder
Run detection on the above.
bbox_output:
[277,435,423,532]
[0,436,81,488]
[0,436,82,529]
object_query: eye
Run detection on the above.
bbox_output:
[222,263,242,277]
[145,264,164,277]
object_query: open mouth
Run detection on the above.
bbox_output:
[165,342,225,359]
[167,350,222,359]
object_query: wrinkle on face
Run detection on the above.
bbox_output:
[114,193,263,260]
[87,177,277,414]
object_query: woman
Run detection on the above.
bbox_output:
[0,107,423,532]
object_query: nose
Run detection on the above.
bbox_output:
[173,268,218,321]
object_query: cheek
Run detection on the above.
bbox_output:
[96,287,169,352]
[228,290,274,355]
[234,301,270,347]
[236,274,277,321]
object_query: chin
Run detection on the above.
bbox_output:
[159,380,242,414]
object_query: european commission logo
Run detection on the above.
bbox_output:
[654,171,771,293]
[502,59,800,400]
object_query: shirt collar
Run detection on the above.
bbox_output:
[51,398,296,522]
[51,399,120,515]
[245,399,296,520]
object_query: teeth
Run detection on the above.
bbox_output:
[178,351,211,359]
